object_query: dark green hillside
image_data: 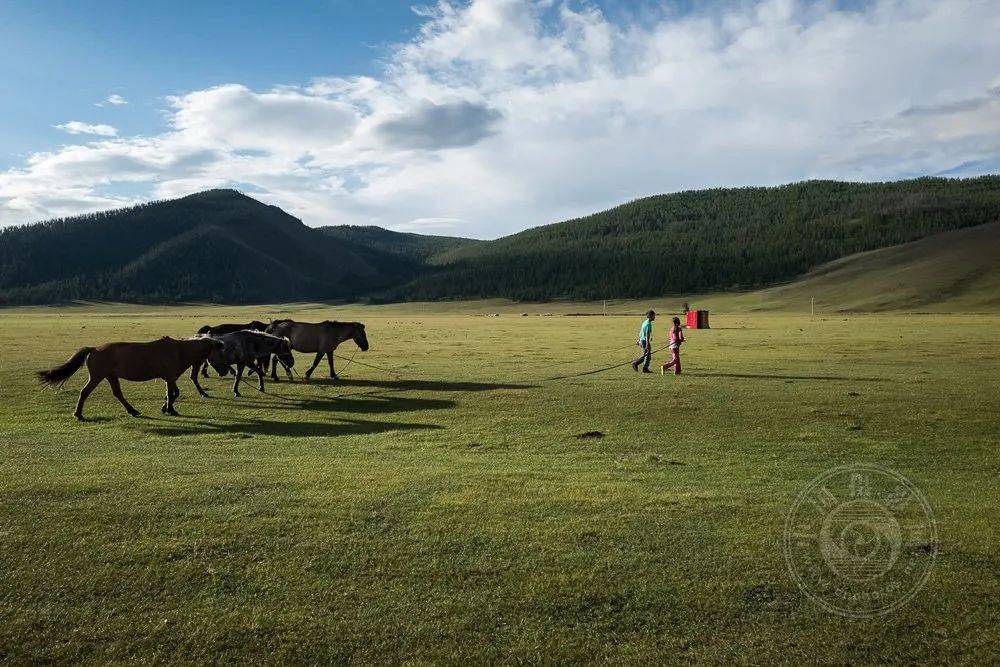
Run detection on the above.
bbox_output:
[319,225,481,263]
[387,176,1000,301]
[0,190,419,304]
[3,177,998,306]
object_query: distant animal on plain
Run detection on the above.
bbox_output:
[195,321,267,377]
[204,330,294,397]
[266,319,369,381]
[37,336,224,420]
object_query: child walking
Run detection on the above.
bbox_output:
[661,316,685,375]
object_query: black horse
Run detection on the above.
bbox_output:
[205,330,294,397]
[195,321,267,377]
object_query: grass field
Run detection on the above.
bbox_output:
[0,301,997,662]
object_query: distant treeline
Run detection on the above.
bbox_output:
[382,176,1000,301]
[2,177,998,305]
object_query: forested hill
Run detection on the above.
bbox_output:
[2,177,998,305]
[383,176,1000,301]
[0,190,420,305]
[318,225,482,263]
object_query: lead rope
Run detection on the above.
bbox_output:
[537,344,670,381]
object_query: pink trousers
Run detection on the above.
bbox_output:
[662,347,681,374]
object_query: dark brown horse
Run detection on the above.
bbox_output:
[37,336,223,420]
[266,319,368,381]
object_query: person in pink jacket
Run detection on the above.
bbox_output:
[661,316,685,375]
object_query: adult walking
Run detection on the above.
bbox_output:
[631,309,655,373]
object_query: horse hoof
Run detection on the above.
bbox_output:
[168,410,180,417]
[74,413,84,422]
[129,410,141,418]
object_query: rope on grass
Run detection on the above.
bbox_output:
[538,345,670,382]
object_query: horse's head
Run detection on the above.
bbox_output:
[266,319,291,335]
[204,338,231,376]
[275,336,295,369]
[249,320,267,331]
[196,324,212,335]
[352,323,369,351]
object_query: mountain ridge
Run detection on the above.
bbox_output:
[2,177,999,307]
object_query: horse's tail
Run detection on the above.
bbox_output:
[37,347,95,387]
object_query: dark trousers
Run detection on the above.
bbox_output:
[633,340,651,371]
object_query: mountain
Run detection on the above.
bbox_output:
[382,176,1000,301]
[2,177,999,307]
[752,221,1000,312]
[319,225,482,263]
[0,190,420,305]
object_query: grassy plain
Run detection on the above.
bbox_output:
[0,301,997,662]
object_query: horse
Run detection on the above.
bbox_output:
[195,321,267,377]
[37,336,224,420]
[265,319,368,381]
[204,330,294,397]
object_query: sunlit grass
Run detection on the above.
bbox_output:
[0,302,996,662]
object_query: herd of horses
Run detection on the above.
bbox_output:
[36,319,369,421]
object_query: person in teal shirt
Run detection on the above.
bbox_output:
[631,309,656,373]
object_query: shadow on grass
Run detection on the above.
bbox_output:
[221,394,457,415]
[684,372,885,382]
[140,414,443,438]
[305,377,537,392]
[143,376,535,437]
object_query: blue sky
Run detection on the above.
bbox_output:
[0,1,422,166]
[1,1,998,237]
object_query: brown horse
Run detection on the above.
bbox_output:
[266,319,368,381]
[37,336,224,420]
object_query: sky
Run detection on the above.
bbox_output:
[1,0,998,238]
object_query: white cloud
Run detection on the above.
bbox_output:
[168,84,359,153]
[54,121,119,137]
[103,94,128,106]
[3,0,1000,235]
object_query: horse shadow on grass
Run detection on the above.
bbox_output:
[140,414,444,438]
[215,392,457,415]
[144,376,535,438]
[306,377,536,392]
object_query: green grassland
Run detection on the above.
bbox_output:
[0,301,998,662]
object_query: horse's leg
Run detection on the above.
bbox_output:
[161,381,170,414]
[200,360,209,378]
[74,374,101,421]
[107,376,140,417]
[165,379,180,416]
[253,360,266,392]
[304,352,323,380]
[270,354,279,381]
[190,364,209,398]
[327,351,338,380]
[232,363,245,398]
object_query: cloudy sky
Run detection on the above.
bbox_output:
[1,0,998,237]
